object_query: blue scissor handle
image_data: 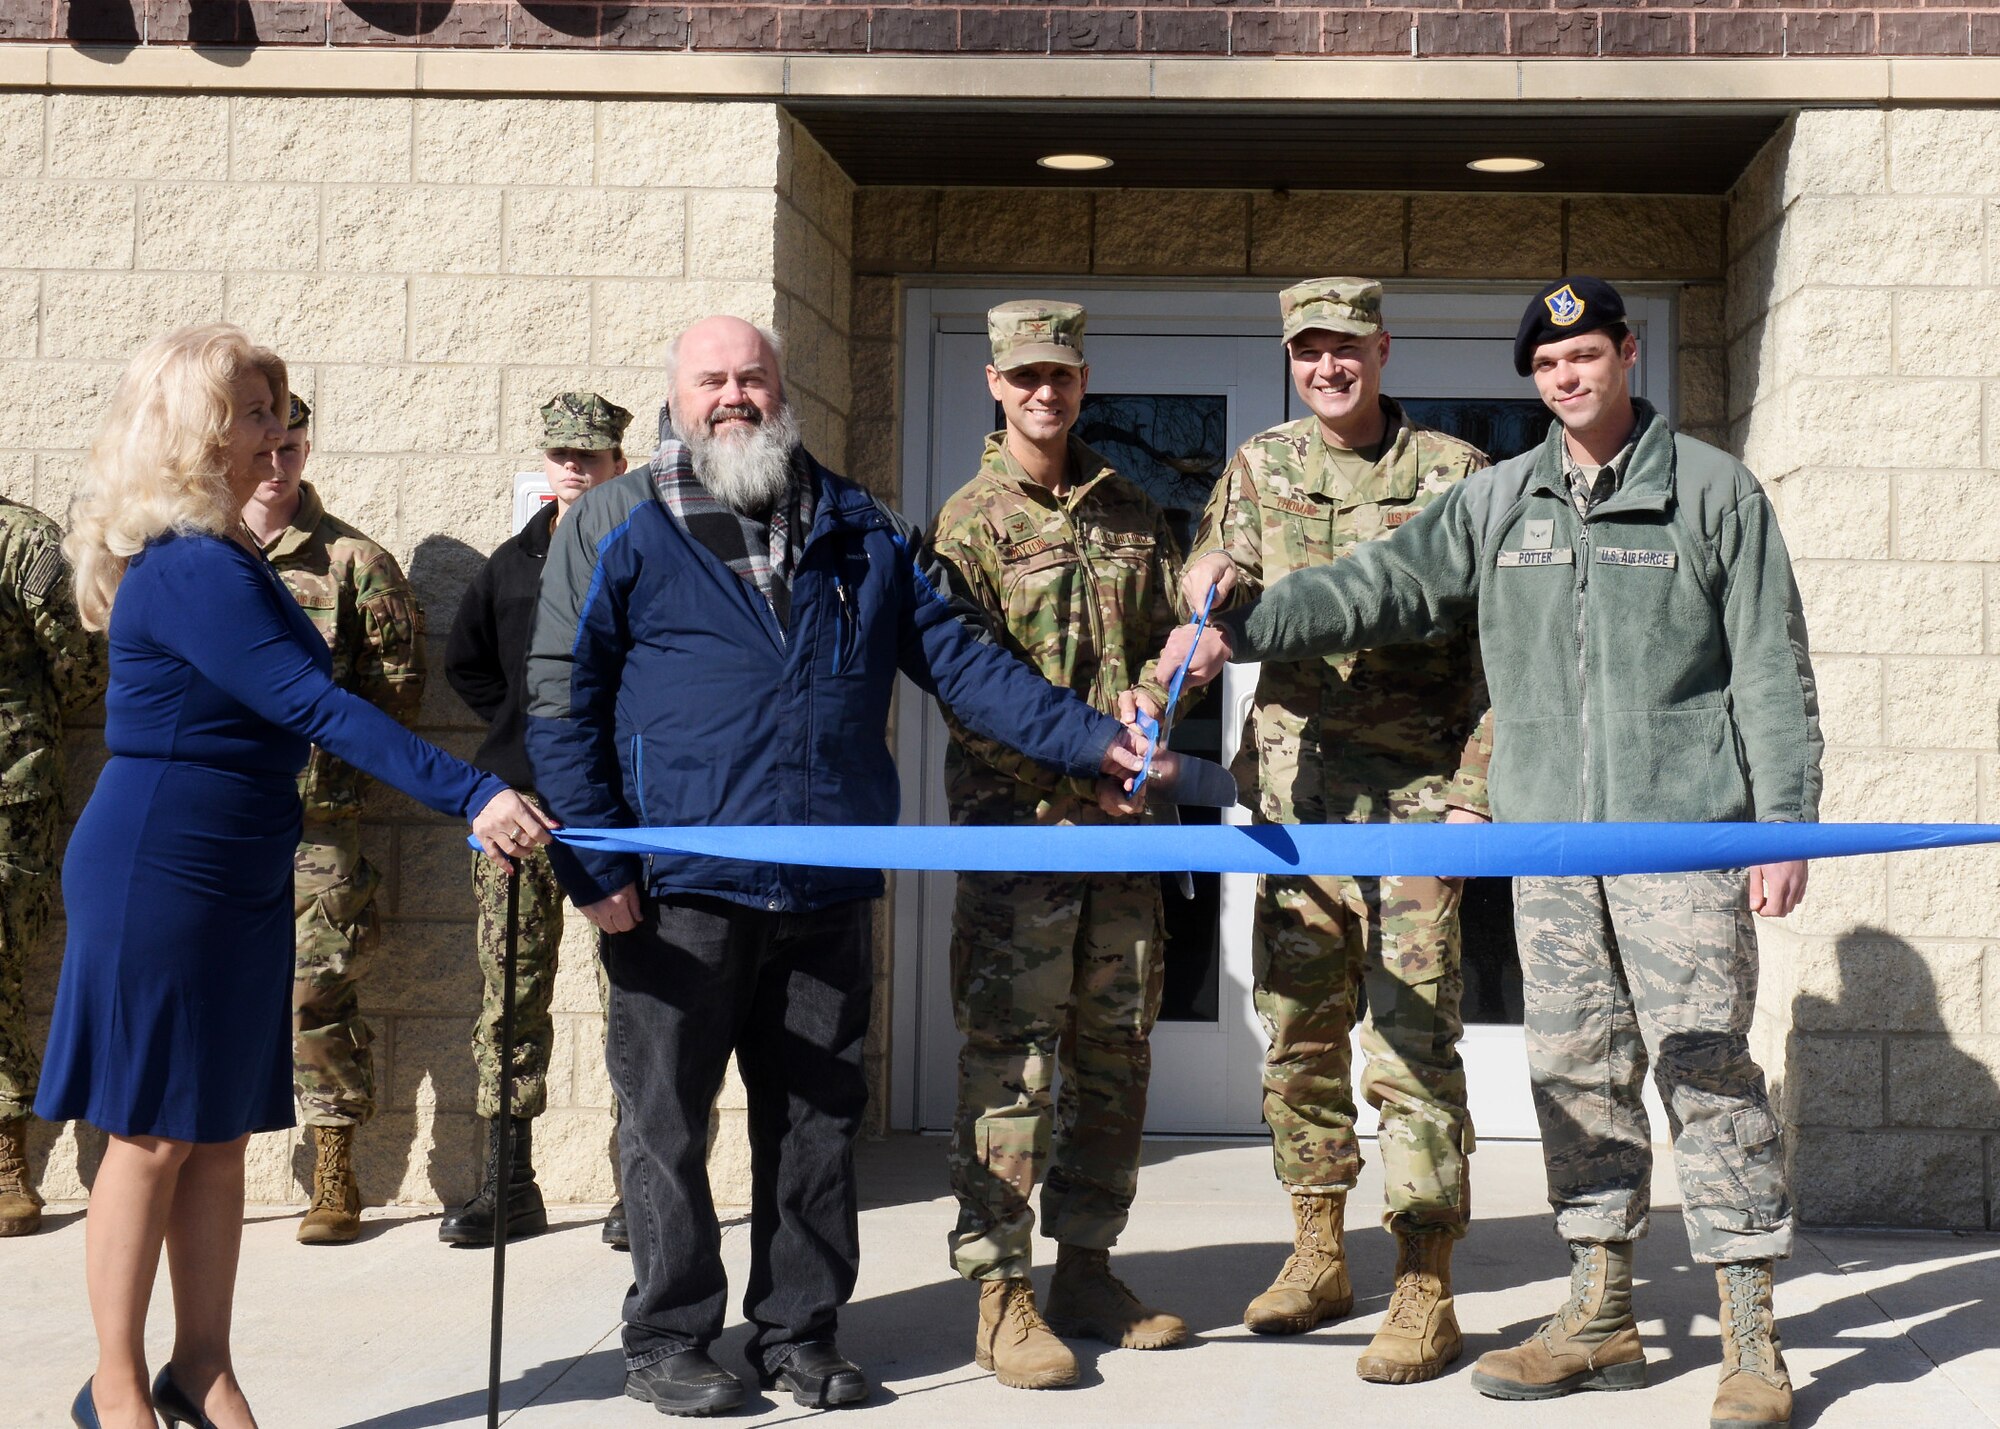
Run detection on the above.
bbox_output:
[1131,583,1217,797]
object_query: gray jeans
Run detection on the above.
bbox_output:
[604,892,874,1372]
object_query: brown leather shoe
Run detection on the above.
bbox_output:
[1244,1190,1353,1334]
[1356,1229,1463,1384]
[1711,1262,1793,1427]
[975,1278,1079,1390]
[1471,1241,1648,1399]
[298,1125,362,1245]
[1045,1244,1188,1349]
[0,1116,43,1238]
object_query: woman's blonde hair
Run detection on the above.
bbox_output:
[65,324,288,629]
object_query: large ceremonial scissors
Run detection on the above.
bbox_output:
[1130,583,1217,800]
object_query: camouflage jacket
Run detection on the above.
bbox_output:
[262,482,427,824]
[0,497,107,809]
[930,433,1185,827]
[1189,399,1492,826]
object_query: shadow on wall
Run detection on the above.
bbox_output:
[58,2,634,47]
[1786,928,1999,1233]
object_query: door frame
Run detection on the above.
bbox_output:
[888,279,1680,1137]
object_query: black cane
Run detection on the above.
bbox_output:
[487,865,520,1429]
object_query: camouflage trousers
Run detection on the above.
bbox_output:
[293,824,384,1128]
[1515,870,1792,1264]
[0,800,57,1122]
[947,870,1165,1281]
[1254,871,1472,1236]
[471,844,611,1122]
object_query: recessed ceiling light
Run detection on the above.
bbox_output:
[1037,153,1114,172]
[1468,156,1546,174]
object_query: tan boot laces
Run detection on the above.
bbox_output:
[1537,1241,1601,1350]
[1072,1249,1144,1314]
[1381,1239,1438,1334]
[1002,1281,1053,1343]
[1721,1263,1782,1384]
[309,1132,351,1214]
[0,1123,31,1197]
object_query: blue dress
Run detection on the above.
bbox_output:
[36,532,506,1142]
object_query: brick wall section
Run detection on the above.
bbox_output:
[6,0,1999,56]
[2,92,853,1213]
[1727,108,2000,1232]
[845,186,1726,494]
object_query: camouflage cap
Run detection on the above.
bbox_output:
[538,391,633,451]
[987,300,1086,371]
[1279,277,1385,344]
[287,394,312,431]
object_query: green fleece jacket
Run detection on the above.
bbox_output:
[1217,402,1822,825]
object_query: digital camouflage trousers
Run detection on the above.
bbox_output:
[1515,869,1792,1264]
[0,800,57,1122]
[948,870,1165,1281]
[471,845,610,1122]
[1254,871,1472,1235]
[292,824,385,1127]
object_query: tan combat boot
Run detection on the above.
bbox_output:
[1711,1262,1793,1428]
[1355,1229,1463,1384]
[297,1124,362,1245]
[1044,1243,1188,1350]
[0,1116,42,1237]
[1243,1190,1354,1334]
[975,1278,1079,1390]
[1470,1241,1648,1399]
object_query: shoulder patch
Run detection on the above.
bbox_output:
[21,543,61,606]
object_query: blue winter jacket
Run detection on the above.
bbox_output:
[522,449,1121,911]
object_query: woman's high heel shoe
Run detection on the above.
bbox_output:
[151,1367,218,1429]
[70,1379,101,1429]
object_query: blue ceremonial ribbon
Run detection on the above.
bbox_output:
[541,821,2000,878]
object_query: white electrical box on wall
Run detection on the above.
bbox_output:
[511,471,555,532]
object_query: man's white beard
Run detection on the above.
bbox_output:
[677,402,800,515]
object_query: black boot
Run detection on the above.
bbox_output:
[438,1118,548,1247]
[603,1200,629,1250]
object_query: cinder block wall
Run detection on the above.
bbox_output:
[3,91,854,1212]
[1728,107,2000,1231]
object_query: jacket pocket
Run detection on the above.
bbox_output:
[1599,706,1750,822]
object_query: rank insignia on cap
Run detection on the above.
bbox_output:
[1545,285,1584,327]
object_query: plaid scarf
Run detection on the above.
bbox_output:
[652,437,814,630]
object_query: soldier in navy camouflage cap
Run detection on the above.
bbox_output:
[539,391,632,453]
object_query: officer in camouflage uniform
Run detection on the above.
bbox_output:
[0,496,106,1237]
[1181,278,1491,1383]
[442,392,631,1249]
[1170,276,1817,1428]
[929,301,1189,1391]
[243,394,427,1245]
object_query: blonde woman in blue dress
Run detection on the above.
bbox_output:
[39,326,554,1429]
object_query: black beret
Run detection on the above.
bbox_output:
[1514,276,1627,376]
[287,393,312,430]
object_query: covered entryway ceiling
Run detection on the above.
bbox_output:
[787,104,1790,194]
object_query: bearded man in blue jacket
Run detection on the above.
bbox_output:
[525,315,1150,1417]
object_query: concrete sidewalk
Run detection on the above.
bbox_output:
[9,1137,1999,1428]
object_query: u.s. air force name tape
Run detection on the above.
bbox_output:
[545,821,2000,878]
